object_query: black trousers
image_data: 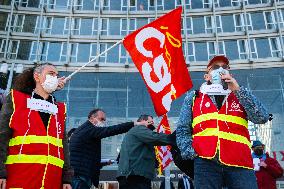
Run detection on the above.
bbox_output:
[117,175,151,189]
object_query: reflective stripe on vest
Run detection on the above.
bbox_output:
[9,135,63,148]
[192,112,248,129]
[193,128,251,147]
[5,154,64,168]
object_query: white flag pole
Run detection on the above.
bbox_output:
[64,38,124,82]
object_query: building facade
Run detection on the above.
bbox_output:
[1,0,284,186]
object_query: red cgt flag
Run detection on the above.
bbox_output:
[155,115,172,174]
[123,7,193,116]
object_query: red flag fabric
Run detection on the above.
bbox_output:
[123,7,193,116]
[155,115,172,174]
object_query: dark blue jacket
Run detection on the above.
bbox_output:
[70,120,134,187]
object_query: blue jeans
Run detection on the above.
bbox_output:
[194,157,258,189]
[71,175,92,189]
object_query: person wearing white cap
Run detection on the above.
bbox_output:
[176,55,269,189]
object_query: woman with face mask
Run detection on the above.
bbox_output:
[0,63,72,189]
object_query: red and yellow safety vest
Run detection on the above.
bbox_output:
[5,89,66,189]
[192,91,253,169]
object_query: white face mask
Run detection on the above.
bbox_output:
[96,121,106,127]
[41,75,58,94]
[210,67,229,85]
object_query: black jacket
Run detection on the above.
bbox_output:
[69,120,134,187]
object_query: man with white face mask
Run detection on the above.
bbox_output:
[176,55,270,189]
[69,109,151,189]
[0,63,72,189]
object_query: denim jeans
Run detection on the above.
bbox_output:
[71,175,92,189]
[194,157,258,189]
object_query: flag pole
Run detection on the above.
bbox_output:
[64,38,124,82]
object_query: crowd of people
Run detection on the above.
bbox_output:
[0,56,283,189]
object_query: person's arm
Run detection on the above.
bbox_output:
[234,86,269,124]
[264,158,284,179]
[86,121,134,139]
[176,91,196,160]
[134,126,174,146]
[62,131,73,184]
[0,95,13,179]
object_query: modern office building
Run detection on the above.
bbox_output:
[1,0,284,187]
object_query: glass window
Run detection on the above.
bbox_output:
[8,40,19,59]
[205,16,213,33]
[64,18,70,35]
[120,18,127,35]
[164,0,175,10]
[187,42,195,62]
[224,40,239,60]
[215,15,222,33]
[103,0,110,10]
[77,43,90,62]
[17,40,31,60]
[60,42,68,62]
[277,9,284,29]
[256,38,271,58]
[231,0,241,6]
[219,0,231,7]
[0,12,8,31]
[0,0,11,5]
[11,14,25,32]
[29,41,38,61]
[80,18,93,35]
[119,44,127,63]
[251,12,266,30]
[40,42,48,61]
[129,18,136,33]
[70,43,78,63]
[185,17,193,34]
[192,17,205,34]
[0,39,6,58]
[122,0,127,11]
[248,0,270,4]
[74,0,83,10]
[203,0,212,8]
[157,0,164,10]
[136,18,147,29]
[92,18,98,35]
[221,15,234,32]
[195,42,208,61]
[192,0,203,8]
[264,11,277,30]
[249,39,258,59]
[101,18,108,35]
[43,17,53,34]
[72,18,81,35]
[130,0,137,11]
[237,40,248,59]
[99,43,107,63]
[90,43,97,61]
[47,42,61,62]
[207,41,217,59]
[22,15,37,33]
[109,18,120,35]
[110,0,121,10]
[107,43,119,63]
[52,17,65,35]
[137,0,147,11]
[269,38,282,58]
[81,0,98,10]
[55,0,71,9]
[148,0,154,10]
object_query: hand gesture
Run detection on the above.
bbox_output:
[57,76,67,91]
[221,73,240,92]
[0,179,6,189]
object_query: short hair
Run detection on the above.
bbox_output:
[88,108,105,119]
[137,114,153,122]
[34,63,54,74]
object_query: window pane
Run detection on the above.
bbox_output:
[193,17,205,34]
[77,43,90,62]
[0,12,8,31]
[17,41,31,60]
[52,17,65,35]
[251,12,266,30]
[221,15,234,32]
[110,0,121,10]
[22,15,37,33]
[107,43,119,63]
[256,38,271,58]
[80,19,93,35]
[192,0,203,9]
[109,19,120,35]
[225,40,238,60]
[195,42,208,61]
[47,42,61,61]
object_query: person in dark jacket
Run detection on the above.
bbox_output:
[252,140,283,189]
[69,109,150,189]
[117,114,175,189]
[177,174,193,189]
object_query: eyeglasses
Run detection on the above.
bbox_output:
[211,64,230,70]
